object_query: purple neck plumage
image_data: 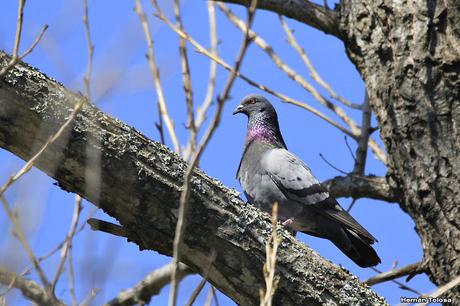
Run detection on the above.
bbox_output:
[246,113,287,148]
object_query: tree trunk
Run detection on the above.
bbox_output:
[339,0,460,299]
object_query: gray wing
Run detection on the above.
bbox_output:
[261,148,329,205]
[262,148,376,242]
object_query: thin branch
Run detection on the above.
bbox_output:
[0,0,48,78]
[83,0,94,102]
[68,238,78,306]
[12,0,25,58]
[365,261,425,286]
[319,153,348,175]
[185,1,219,160]
[154,10,356,139]
[104,263,193,306]
[204,286,214,306]
[370,267,422,295]
[155,100,166,145]
[0,25,48,78]
[415,274,460,306]
[346,198,357,212]
[185,278,207,306]
[162,0,258,304]
[352,91,371,174]
[173,0,196,158]
[18,208,97,279]
[278,15,361,110]
[217,3,362,139]
[135,0,181,154]
[344,136,356,161]
[259,203,282,306]
[0,196,52,295]
[185,250,216,306]
[278,16,386,164]
[0,266,65,306]
[51,196,83,294]
[197,0,218,131]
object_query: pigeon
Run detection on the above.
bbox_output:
[233,94,381,268]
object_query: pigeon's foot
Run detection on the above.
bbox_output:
[281,218,297,235]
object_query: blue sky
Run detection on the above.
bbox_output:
[0,0,435,305]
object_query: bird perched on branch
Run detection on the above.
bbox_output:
[233,94,381,267]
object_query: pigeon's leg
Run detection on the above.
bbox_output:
[281,218,297,235]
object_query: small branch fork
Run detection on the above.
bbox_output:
[0,0,48,78]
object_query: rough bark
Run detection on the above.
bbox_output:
[337,0,460,299]
[0,52,387,305]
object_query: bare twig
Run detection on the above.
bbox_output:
[155,100,166,145]
[319,153,348,175]
[0,0,48,78]
[185,278,207,306]
[344,136,356,161]
[366,261,425,286]
[196,1,218,131]
[278,16,361,110]
[51,196,83,294]
[279,16,387,164]
[104,263,193,306]
[83,0,94,102]
[260,203,282,306]
[204,286,215,306]
[18,208,97,281]
[154,11,356,139]
[158,0,258,304]
[0,196,51,294]
[0,266,65,306]
[68,239,78,306]
[135,0,181,154]
[184,1,219,160]
[352,91,371,174]
[370,267,422,295]
[185,250,216,306]
[415,274,460,306]
[173,0,196,158]
[346,198,357,212]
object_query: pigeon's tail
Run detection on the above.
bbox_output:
[332,229,381,268]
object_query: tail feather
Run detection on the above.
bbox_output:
[333,229,381,268]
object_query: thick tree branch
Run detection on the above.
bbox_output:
[323,175,400,203]
[0,266,65,306]
[0,52,386,306]
[215,0,340,37]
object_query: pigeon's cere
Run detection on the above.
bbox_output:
[234,94,381,268]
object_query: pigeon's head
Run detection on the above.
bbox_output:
[232,94,276,118]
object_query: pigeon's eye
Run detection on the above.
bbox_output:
[248,98,256,104]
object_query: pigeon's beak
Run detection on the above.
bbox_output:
[233,104,244,115]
